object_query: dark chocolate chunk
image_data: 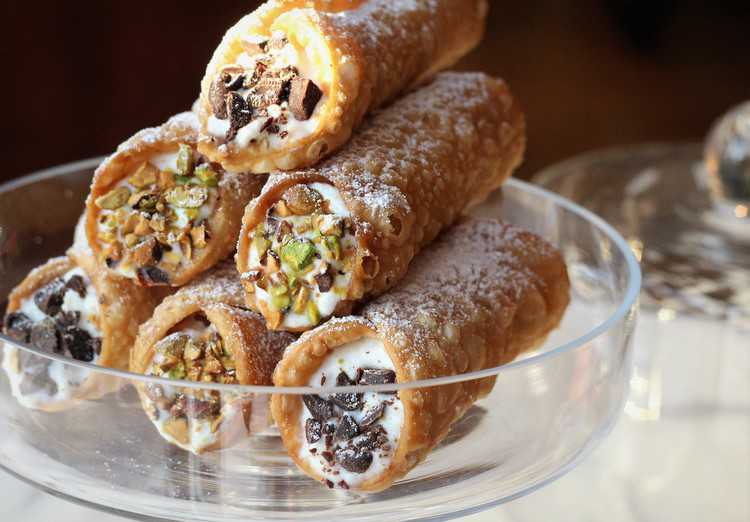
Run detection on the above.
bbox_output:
[33,278,65,316]
[289,78,322,121]
[225,73,246,91]
[337,480,349,490]
[334,446,373,473]
[336,371,354,386]
[136,266,170,286]
[322,422,336,435]
[359,402,385,428]
[209,76,229,119]
[314,271,333,293]
[65,275,87,298]
[358,368,397,385]
[321,450,335,464]
[185,397,221,419]
[330,371,363,411]
[355,425,389,451]
[151,241,164,263]
[334,414,360,441]
[60,326,95,362]
[324,479,334,489]
[226,92,253,141]
[305,418,322,444]
[302,394,335,421]
[55,310,80,329]
[29,318,59,353]
[3,312,33,343]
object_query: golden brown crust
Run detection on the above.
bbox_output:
[197,0,488,173]
[85,112,265,287]
[238,73,526,329]
[4,252,157,412]
[271,218,570,491]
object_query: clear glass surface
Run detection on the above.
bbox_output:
[530,143,750,522]
[0,160,640,522]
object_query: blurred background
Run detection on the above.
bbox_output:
[2,0,749,181]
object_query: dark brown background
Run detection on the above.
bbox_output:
[2,1,749,182]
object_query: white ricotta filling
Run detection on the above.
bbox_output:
[247,183,355,329]
[3,268,101,409]
[299,337,403,488]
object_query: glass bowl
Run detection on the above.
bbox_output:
[0,159,640,522]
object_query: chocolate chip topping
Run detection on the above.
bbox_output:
[329,371,363,411]
[314,271,333,293]
[358,368,397,386]
[334,414,360,441]
[359,402,385,428]
[60,326,95,362]
[3,312,33,343]
[334,446,373,474]
[209,76,229,119]
[305,418,322,444]
[355,425,389,452]
[289,78,322,121]
[29,318,59,353]
[136,266,170,286]
[226,92,252,141]
[33,278,65,316]
[65,275,87,298]
[302,394,335,421]
[55,310,81,329]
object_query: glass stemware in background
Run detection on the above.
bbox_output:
[497,103,750,522]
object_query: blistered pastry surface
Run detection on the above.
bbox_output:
[239,72,526,323]
[198,0,487,173]
[272,218,569,490]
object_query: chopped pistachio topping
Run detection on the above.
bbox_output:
[96,186,131,210]
[280,238,315,271]
[95,144,222,281]
[246,183,358,327]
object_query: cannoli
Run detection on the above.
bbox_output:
[271,218,570,491]
[197,0,489,173]
[85,112,266,287]
[130,263,295,454]
[1,249,157,412]
[236,72,525,331]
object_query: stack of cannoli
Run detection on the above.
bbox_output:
[2,0,571,492]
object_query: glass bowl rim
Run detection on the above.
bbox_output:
[0,158,641,395]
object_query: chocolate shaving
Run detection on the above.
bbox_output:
[314,270,333,293]
[305,418,322,444]
[358,368,397,385]
[289,78,322,121]
[302,394,335,421]
[359,402,385,428]
[29,318,59,353]
[335,446,373,474]
[136,266,170,286]
[65,275,87,298]
[334,414,360,441]
[3,312,32,343]
[226,92,252,141]
[60,326,95,362]
[33,278,65,316]
[209,76,229,119]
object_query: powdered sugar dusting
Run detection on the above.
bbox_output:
[361,218,565,379]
